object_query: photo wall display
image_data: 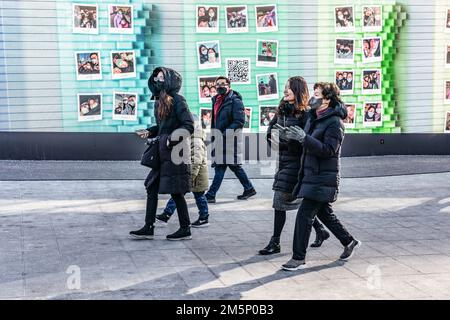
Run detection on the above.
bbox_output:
[334,5,383,33]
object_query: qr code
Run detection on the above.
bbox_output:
[227,59,250,84]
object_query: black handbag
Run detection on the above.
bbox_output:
[141,136,160,169]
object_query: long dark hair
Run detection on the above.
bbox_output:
[157,90,173,121]
[277,76,309,116]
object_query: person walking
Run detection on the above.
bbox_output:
[259,76,330,256]
[205,76,256,203]
[130,67,194,241]
[156,113,210,228]
[281,82,361,271]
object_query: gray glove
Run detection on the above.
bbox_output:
[272,123,289,142]
[285,126,306,143]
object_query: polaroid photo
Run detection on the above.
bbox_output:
[244,107,252,133]
[196,5,219,33]
[335,6,355,33]
[198,75,219,104]
[446,9,450,33]
[113,92,138,121]
[343,104,357,129]
[363,102,383,127]
[78,93,102,122]
[109,4,133,34]
[259,105,277,132]
[199,108,213,132]
[111,51,136,79]
[445,81,450,104]
[335,38,355,64]
[256,73,279,101]
[362,37,382,63]
[255,5,278,33]
[445,111,450,133]
[73,3,98,34]
[226,58,251,85]
[362,69,382,95]
[225,5,249,33]
[446,45,450,68]
[362,6,383,32]
[75,51,102,81]
[256,40,279,67]
[197,40,221,70]
[335,70,354,95]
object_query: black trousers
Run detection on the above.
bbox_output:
[292,198,354,260]
[145,177,190,228]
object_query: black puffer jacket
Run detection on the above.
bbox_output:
[267,105,307,193]
[211,90,245,165]
[145,67,194,195]
[293,103,348,203]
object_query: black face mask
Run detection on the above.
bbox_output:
[308,97,323,110]
[153,81,164,93]
[217,86,228,96]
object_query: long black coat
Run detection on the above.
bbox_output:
[293,103,348,203]
[145,67,194,195]
[267,107,307,193]
[211,90,245,165]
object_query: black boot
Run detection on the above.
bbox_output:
[166,227,192,241]
[259,237,280,255]
[310,227,330,248]
[129,224,154,240]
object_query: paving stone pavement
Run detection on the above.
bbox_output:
[1,161,450,299]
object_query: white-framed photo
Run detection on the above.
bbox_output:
[256,73,279,101]
[362,6,383,32]
[78,93,102,122]
[111,51,136,79]
[244,107,252,132]
[335,70,354,95]
[259,105,277,132]
[446,8,450,33]
[343,104,357,129]
[445,80,450,104]
[335,6,355,33]
[445,111,450,133]
[256,40,278,67]
[199,108,212,132]
[362,37,382,63]
[335,38,355,64]
[74,51,102,81]
[73,3,98,34]
[255,4,278,33]
[196,5,219,33]
[363,102,383,127]
[109,4,133,34]
[226,58,251,85]
[225,5,248,33]
[112,91,138,121]
[198,75,219,104]
[197,40,221,70]
[446,45,450,68]
[362,69,382,95]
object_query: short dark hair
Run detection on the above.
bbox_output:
[215,76,230,85]
[314,82,343,108]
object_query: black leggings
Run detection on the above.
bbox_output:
[145,179,190,228]
[272,210,324,238]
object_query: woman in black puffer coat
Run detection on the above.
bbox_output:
[130,67,194,241]
[259,77,330,256]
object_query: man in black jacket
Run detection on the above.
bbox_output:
[281,82,361,271]
[205,76,256,203]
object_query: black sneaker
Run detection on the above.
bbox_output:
[166,227,192,241]
[237,188,257,200]
[339,239,362,261]
[205,194,216,203]
[156,212,171,225]
[281,258,306,271]
[259,237,281,255]
[191,218,209,228]
[310,229,330,248]
[129,225,154,240]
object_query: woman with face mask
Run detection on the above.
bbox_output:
[281,82,360,271]
[207,48,217,64]
[130,67,194,241]
[198,45,208,65]
[259,77,330,255]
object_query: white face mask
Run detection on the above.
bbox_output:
[208,53,215,59]
[368,112,374,117]
[201,50,207,55]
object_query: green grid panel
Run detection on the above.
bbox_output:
[318,1,406,134]
[56,0,152,132]
[182,0,292,133]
